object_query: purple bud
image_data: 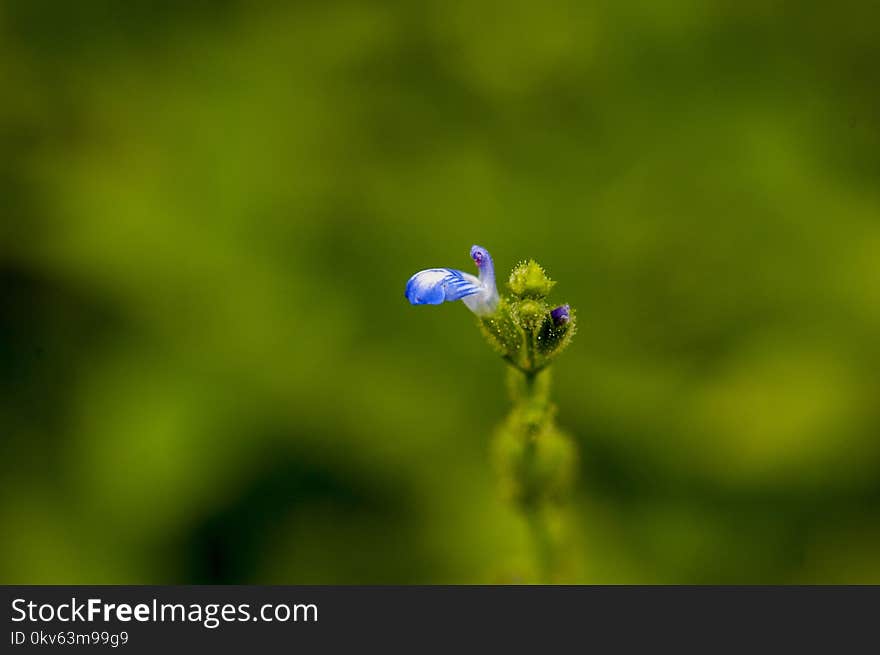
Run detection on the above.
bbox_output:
[550,304,570,326]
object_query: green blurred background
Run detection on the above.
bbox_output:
[2,0,880,583]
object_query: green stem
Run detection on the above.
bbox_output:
[519,368,555,582]
[525,506,554,583]
[525,327,536,372]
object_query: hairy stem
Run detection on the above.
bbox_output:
[519,369,555,582]
[525,506,555,582]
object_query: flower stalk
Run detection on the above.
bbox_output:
[405,247,578,582]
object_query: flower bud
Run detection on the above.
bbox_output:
[508,260,556,299]
[476,257,575,373]
[535,305,575,360]
[515,299,547,331]
[550,304,570,326]
[478,298,522,360]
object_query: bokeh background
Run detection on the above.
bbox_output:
[2,0,880,583]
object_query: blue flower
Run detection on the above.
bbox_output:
[405,245,500,316]
[550,304,570,325]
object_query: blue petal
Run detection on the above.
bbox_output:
[405,268,481,305]
[550,304,570,325]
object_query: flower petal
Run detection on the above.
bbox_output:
[405,268,481,305]
[550,304,570,325]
